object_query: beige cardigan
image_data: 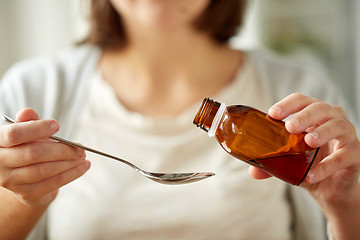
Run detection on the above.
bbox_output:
[1,44,354,239]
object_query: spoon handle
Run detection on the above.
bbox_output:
[3,116,138,170]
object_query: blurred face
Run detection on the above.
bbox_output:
[109,0,210,31]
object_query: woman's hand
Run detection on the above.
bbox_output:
[0,108,90,206]
[250,93,360,239]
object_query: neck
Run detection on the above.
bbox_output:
[123,29,223,72]
[102,30,234,87]
[99,30,243,117]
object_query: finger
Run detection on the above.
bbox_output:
[248,166,272,179]
[13,160,90,204]
[285,102,346,134]
[0,119,60,147]
[16,108,40,122]
[268,93,316,120]
[1,141,85,167]
[304,147,356,184]
[9,157,86,185]
[304,118,357,148]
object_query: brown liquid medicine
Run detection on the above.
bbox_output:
[193,98,319,185]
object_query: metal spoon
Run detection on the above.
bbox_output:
[3,116,214,185]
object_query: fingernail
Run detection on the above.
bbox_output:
[289,118,299,129]
[84,161,91,169]
[50,121,59,131]
[77,148,84,157]
[307,172,316,183]
[309,132,319,141]
[269,106,281,115]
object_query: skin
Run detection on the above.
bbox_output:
[0,0,359,239]
[102,0,243,117]
[0,1,242,238]
[249,93,360,240]
[0,108,90,239]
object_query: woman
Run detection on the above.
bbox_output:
[0,0,359,239]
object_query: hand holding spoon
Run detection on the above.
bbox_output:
[3,116,215,185]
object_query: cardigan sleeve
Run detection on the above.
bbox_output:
[250,50,359,128]
[0,44,100,240]
[250,49,359,240]
[0,44,101,137]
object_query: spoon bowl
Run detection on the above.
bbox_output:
[4,116,215,185]
[142,172,215,185]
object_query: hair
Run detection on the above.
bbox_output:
[81,0,247,50]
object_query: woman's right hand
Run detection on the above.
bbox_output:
[0,108,90,206]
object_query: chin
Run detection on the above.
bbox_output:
[112,0,210,30]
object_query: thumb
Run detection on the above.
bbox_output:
[249,166,273,180]
[16,108,40,122]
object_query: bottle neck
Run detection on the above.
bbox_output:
[193,98,226,137]
[208,102,226,137]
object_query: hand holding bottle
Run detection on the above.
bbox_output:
[250,93,360,240]
[194,97,318,185]
[250,93,360,196]
[0,108,90,206]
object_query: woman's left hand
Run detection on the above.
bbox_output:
[249,93,360,240]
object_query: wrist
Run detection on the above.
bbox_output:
[323,183,360,213]
[12,189,58,207]
[324,184,360,240]
[0,187,50,240]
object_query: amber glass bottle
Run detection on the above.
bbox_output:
[193,98,319,185]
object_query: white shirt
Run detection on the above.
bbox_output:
[2,44,350,239]
[47,58,292,240]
